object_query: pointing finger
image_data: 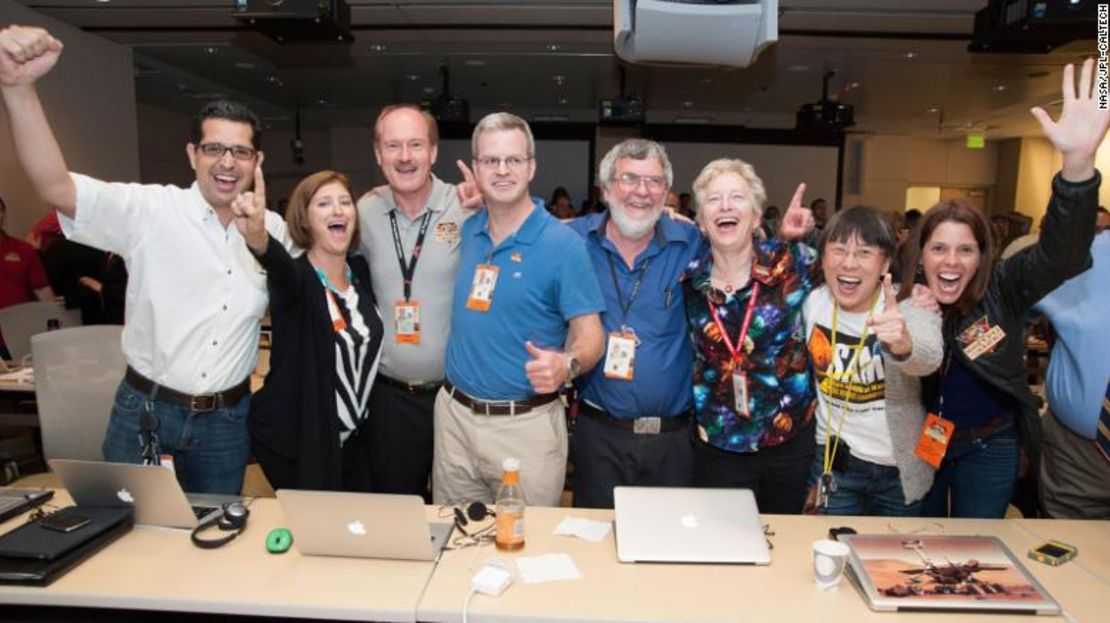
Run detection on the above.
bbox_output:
[882,273,897,308]
[457,159,476,185]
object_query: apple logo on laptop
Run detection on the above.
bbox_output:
[347,520,367,536]
[116,488,134,504]
[680,513,699,529]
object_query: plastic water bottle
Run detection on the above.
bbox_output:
[494,457,525,551]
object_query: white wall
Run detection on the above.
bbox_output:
[842,135,999,214]
[0,0,139,235]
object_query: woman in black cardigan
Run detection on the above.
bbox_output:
[235,168,384,491]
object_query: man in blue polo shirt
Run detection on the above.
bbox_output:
[1036,230,1110,519]
[567,139,702,508]
[434,113,604,507]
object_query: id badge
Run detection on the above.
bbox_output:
[914,412,955,468]
[465,264,499,312]
[394,300,421,344]
[732,370,750,417]
[603,332,637,381]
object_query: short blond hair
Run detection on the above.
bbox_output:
[471,112,534,158]
[691,158,767,220]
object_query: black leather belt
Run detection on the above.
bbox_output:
[580,402,692,435]
[951,415,1013,445]
[125,366,251,412]
[443,380,559,416]
[378,375,443,395]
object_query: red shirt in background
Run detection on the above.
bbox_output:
[0,232,50,309]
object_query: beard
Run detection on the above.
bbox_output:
[609,202,661,239]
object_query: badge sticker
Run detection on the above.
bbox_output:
[959,316,1006,360]
[465,264,499,312]
[435,221,460,244]
[394,300,421,343]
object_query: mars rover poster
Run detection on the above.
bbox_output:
[840,535,1060,614]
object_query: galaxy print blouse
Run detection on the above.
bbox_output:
[683,239,819,453]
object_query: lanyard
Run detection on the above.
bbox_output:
[606,252,652,325]
[707,281,761,367]
[389,210,432,302]
[820,295,877,475]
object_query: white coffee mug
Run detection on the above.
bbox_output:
[812,539,851,590]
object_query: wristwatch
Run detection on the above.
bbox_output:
[564,353,582,381]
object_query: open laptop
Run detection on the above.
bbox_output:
[613,487,771,564]
[276,489,453,562]
[48,459,238,529]
[840,534,1060,615]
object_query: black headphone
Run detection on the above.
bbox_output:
[452,502,495,536]
[190,502,250,549]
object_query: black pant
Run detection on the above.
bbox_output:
[570,410,693,509]
[691,420,815,515]
[366,380,436,501]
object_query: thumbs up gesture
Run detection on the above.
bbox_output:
[231,157,268,254]
[867,274,912,359]
[524,341,568,394]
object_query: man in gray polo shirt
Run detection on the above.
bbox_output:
[358,104,477,499]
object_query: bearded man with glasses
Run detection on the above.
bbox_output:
[0,25,292,495]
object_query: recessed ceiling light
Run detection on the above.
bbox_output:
[558,96,568,105]
[552,74,566,86]
[845,81,861,90]
[925,107,941,114]
[992,84,1008,92]
[406,74,420,81]
[203,46,218,55]
[465,59,486,67]
[234,61,255,69]
[701,78,714,85]
[682,100,694,108]
[422,86,435,94]
[316,98,328,105]
[546,44,561,52]
[902,52,917,59]
[367,44,386,52]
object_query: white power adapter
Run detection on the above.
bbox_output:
[471,561,513,597]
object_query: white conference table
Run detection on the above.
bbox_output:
[1,492,1107,622]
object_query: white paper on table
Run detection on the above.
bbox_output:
[514,553,582,584]
[552,516,611,542]
[0,368,33,383]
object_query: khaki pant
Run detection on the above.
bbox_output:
[1040,409,1110,519]
[432,387,567,507]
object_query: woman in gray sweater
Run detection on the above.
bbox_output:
[802,206,942,515]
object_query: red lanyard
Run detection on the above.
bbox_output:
[707,281,761,366]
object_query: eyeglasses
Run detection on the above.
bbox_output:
[197,142,258,162]
[474,156,531,171]
[613,172,667,193]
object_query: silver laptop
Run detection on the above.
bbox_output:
[614,487,771,564]
[841,534,1060,615]
[276,489,453,562]
[49,459,237,529]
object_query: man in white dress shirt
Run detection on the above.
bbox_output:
[0,25,288,494]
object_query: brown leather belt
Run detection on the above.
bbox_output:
[443,380,559,416]
[580,402,692,435]
[377,375,443,395]
[951,415,1013,445]
[125,366,251,412]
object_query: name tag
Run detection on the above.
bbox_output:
[914,412,954,468]
[603,332,637,381]
[466,264,499,312]
[732,371,750,418]
[394,300,421,343]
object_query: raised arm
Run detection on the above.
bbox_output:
[0,26,75,217]
[1031,58,1110,183]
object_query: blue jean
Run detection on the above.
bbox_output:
[101,380,251,495]
[807,453,923,517]
[921,425,1018,518]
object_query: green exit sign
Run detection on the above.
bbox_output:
[967,134,985,149]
